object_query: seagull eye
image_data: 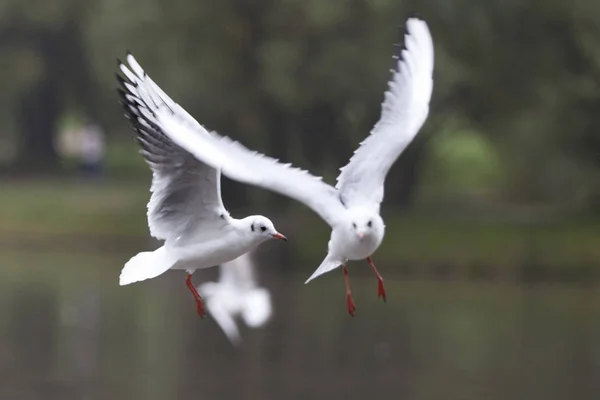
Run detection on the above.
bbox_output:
[367,220,372,228]
[260,226,267,232]
[352,223,357,229]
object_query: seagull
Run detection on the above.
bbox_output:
[115,59,288,318]
[121,17,434,316]
[197,251,272,345]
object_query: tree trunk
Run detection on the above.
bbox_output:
[8,15,105,174]
[15,61,62,173]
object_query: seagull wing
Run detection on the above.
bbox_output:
[220,253,273,328]
[117,54,344,227]
[335,18,434,209]
[117,56,230,242]
[155,111,345,227]
[198,281,243,346]
[219,251,257,290]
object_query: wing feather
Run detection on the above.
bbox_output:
[156,112,344,226]
[117,55,229,241]
[335,18,434,208]
[121,55,345,226]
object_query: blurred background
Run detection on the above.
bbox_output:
[1,0,600,399]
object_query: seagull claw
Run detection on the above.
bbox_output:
[346,292,356,317]
[186,273,206,318]
[377,279,387,303]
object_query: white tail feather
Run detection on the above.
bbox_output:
[119,246,174,286]
[304,256,342,284]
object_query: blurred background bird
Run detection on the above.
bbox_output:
[197,251,273,345]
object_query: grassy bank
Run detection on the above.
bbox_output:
[0,179,598,270]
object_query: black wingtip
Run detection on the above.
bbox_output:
[117,57,123,67]
[126,49,132,57]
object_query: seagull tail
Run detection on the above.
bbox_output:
[119,246,174,286]
[304,256,342,284]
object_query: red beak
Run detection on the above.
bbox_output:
[272,232,287,241]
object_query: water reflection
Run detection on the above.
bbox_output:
[1,249,599,400]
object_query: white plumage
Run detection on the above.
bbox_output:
[122,17,434,315]
[197,252,272,345]
[116,57,287,317]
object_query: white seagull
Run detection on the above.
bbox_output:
[115,61,287,317]
[121,17,434,316]
[197,251,272,345]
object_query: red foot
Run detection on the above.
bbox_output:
[343,265,356,317]
[367,257,387,303]
[346,292,356,317]
[185,273,206,318]
[377,278,386,302]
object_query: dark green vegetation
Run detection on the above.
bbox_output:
[2,0,600,211]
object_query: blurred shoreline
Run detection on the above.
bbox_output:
[1,179,597,284]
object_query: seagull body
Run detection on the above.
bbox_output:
[123,17,434,315]
[197,251,272,345]
[116,59,287,317]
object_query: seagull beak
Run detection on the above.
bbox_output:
[358,232,365,240]
[272,232,287,242]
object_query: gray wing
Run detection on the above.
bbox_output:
[117,57,229,242]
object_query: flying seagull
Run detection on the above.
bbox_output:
[197,251,273,345]
[121,17,434,316]
[115,60,287,317]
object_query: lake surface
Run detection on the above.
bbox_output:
[0,248,599,400]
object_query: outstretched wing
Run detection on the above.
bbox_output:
[122,54,345,227]
[218,251,257,290]
[117,55,229,242]
[157,112,344,226]
[336,18,434,209]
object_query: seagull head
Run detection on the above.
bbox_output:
[349,210,384,242]
[249,216,287,242]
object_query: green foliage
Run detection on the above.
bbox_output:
[423,124,503,194]
[1,0,600,209]
[0,180,598,269]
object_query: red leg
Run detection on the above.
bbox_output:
[343,265,356,317]
[367,257,386,302]
[185,273,206,318]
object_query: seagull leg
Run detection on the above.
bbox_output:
[366,257,386,302]
[343,265,356,317]
[185,273,206,318]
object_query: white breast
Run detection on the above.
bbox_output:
[329,225,384,261]
[167,230,259,270]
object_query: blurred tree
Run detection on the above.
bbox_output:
[1,0,600,210]
[0,0,105,172]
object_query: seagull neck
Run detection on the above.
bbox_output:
[230,217,257,240]
[228,216,245,230]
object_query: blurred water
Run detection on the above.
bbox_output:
[0,249,599,400]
